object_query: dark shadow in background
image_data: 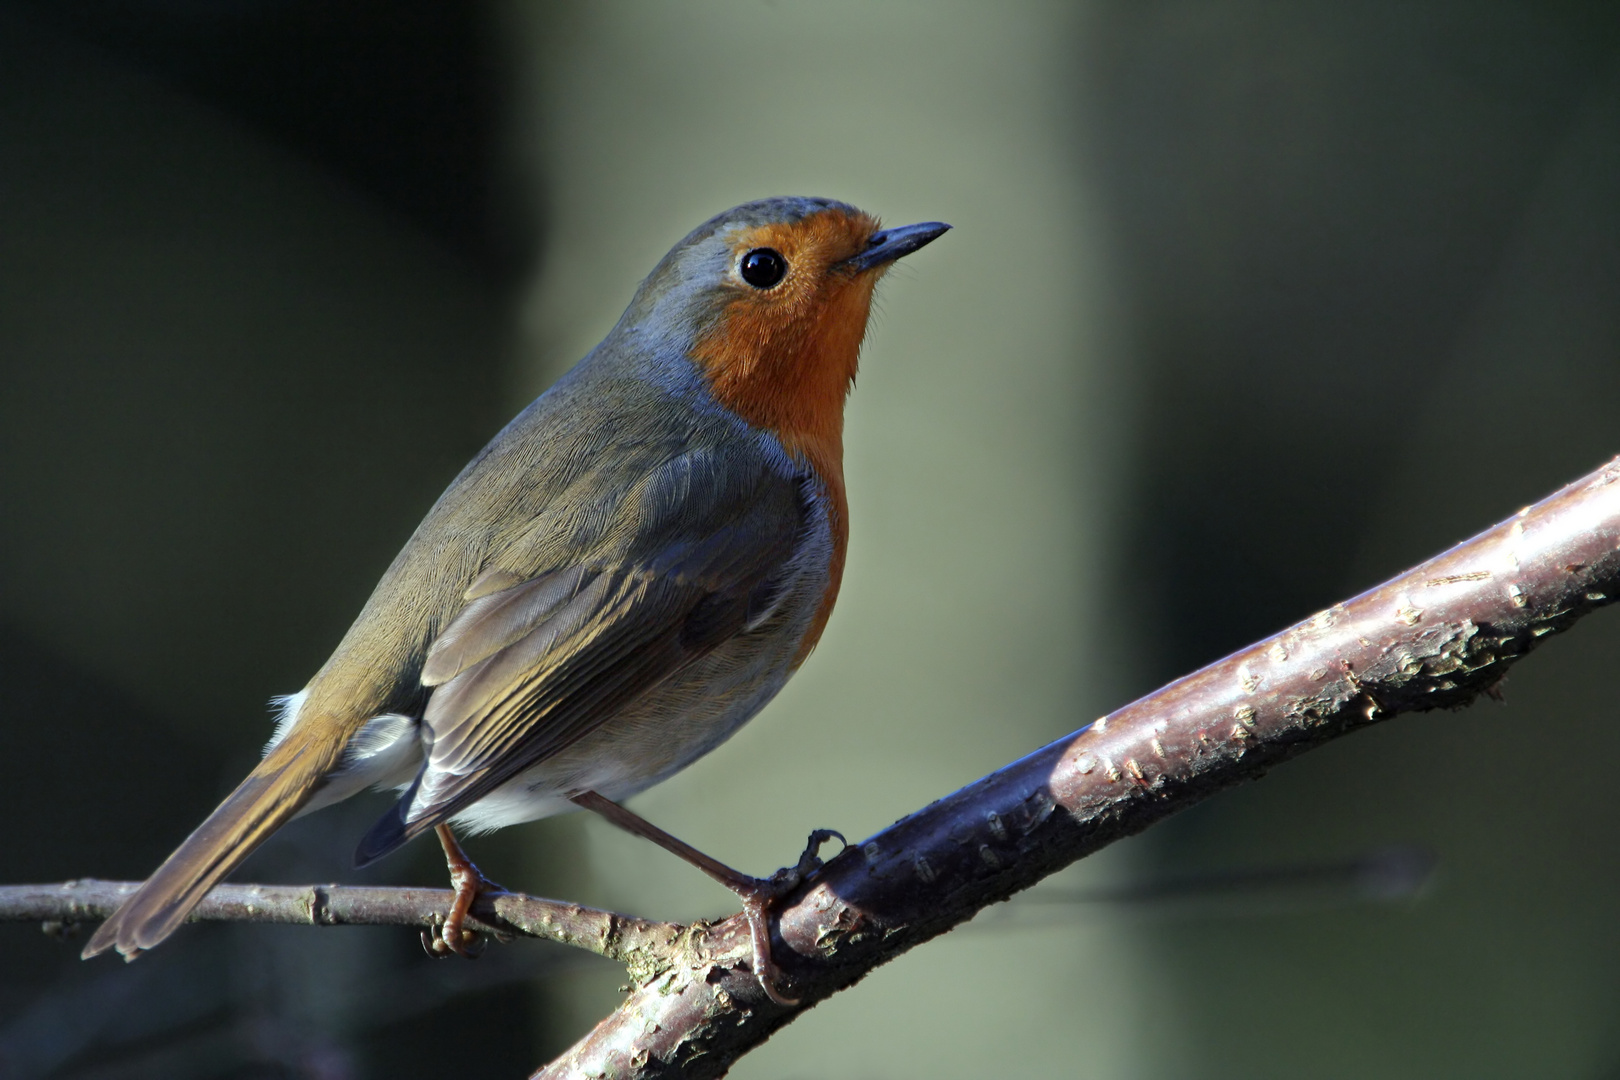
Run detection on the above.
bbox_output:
[0,2,557,1076]
[15,0,536,286]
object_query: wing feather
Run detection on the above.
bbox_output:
[358,449,810,861]
[421,567,594,687]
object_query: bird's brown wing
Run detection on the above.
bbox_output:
[354,452,807,864]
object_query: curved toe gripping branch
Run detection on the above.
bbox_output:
[567,789,845,1006]
[425,824,507,959]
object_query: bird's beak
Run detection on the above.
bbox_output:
[840,221,952,273]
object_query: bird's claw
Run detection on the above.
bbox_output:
[792,827,846,881]
[567,792,847,1007]
[421,922,489,959]
[739,827,848,1006]
[432,823,505,960]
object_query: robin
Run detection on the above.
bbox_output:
[81,196,949,1004]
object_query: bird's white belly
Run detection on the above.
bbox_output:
[445,648,797,833]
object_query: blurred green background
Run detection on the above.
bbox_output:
[2,2,1618,1077]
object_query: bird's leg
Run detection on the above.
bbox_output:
[569,790,844,1006]
[425,823,506,959]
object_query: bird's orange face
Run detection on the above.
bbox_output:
[690,206,884,476]
[678,200,947,665]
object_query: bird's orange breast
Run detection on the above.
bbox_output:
[689,207,883,664]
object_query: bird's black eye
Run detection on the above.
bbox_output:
[739,248,787,289]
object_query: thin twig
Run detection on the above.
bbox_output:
[0,879,684,970]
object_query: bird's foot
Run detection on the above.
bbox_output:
[569,791,845,1005]
[729,828,846,1006]
[423,824,506,959]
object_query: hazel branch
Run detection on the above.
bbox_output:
[533,455,1620,1079]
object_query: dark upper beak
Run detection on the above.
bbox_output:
[840,221,951,273]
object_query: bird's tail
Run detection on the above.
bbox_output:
[81,722,346,961]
